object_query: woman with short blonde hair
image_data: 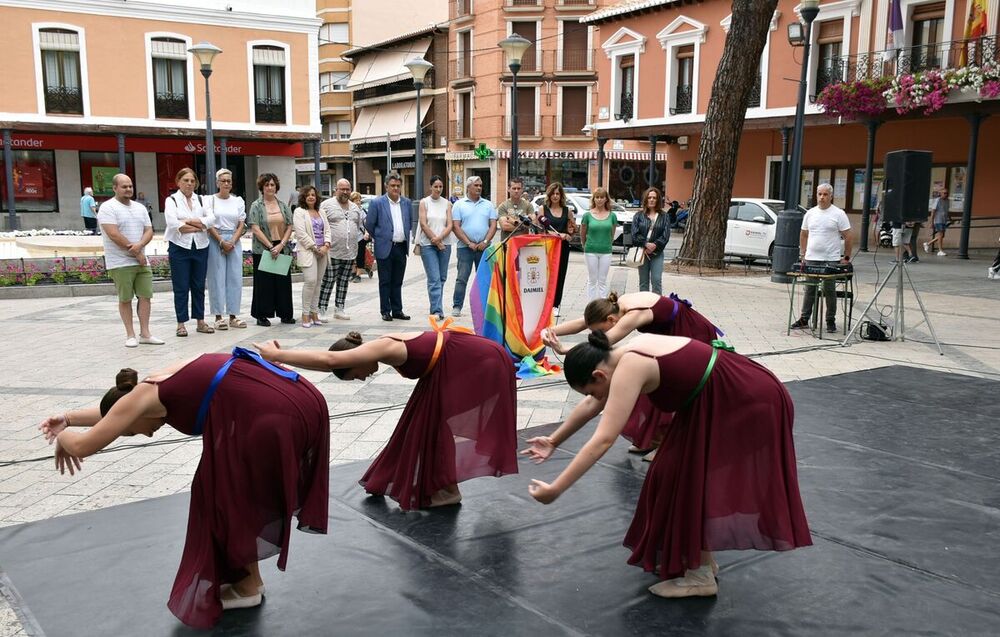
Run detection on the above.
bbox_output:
[205,168,247,330]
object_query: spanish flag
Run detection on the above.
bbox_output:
[959,0,989,65]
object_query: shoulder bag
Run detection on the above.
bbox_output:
[625,213,658,269]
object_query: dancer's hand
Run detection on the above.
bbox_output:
[520,436,556,463]
[528,479,560,504]
[39,414,69,443]
[54,439,83,476]
[541,330,565,354]
[253,340,282,361]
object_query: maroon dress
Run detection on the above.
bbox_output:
[622,340,812,580]
[360,331,518,510]
[620,294,722,449]
[154,354,330,629]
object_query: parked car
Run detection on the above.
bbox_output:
[531,190,632,249]
[725,198,807,262]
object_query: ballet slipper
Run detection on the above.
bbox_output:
[220,584,263,610]
[628,445,654,454]
[648,565,718,599]
[429,487,462,508]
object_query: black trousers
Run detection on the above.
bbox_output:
[83,216,99,233]
[553,239,570,308]
[376,242,407,314]
[251,253,293,320]
[356,238,369,269]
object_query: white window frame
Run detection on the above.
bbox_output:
[319,23,350,45]
[144,32,195,121]
[720,11,779,114]
[504,82,540,137]
[556,18,593,72]
[902,0,955,56]
[556,83,592,136]
[456,27,474,78]
[32,22,91,117]
[247,40,293,127]
[601,26,645,125]
[656,16,708,118]
[320,71,350,93]
[505,18,542,71]
[455,88,474,139]
[794,0,860,101]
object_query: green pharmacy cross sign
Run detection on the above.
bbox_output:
[474,143,493,160]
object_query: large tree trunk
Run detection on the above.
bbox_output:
[677,0,779,269]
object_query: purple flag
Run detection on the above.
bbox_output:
[888,0,904,50]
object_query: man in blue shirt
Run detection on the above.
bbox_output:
[80,187,98,235]
[450,176,497,316]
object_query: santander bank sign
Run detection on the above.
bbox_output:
[183,141,244,154]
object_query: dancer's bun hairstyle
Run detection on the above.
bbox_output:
[100,368,139,416]
[564,330,614,388]
[329,332,365,379]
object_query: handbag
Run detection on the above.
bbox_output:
[625,213,659,269]
[413,243,421,256]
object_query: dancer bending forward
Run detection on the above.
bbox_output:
[40,349,330,628]
[540,291,722,458]
[255,327,518,510]
[525,332,811,598]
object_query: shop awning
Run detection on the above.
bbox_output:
[347,38,432,90]
[349,98,432,145]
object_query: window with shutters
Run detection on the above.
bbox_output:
[151,37,188,119]
[252,45,286,124]
[509,21,539,71]
[319,23,349,45]
[506,85,537,136]
[559,85,588,135]
[673,45,694,115]
[320,71,350,92]
[456,91,473,139]
[814,20,844,93]
[39,28,83,115]
[910,2,945,71]
[560,20,590,71]
[616,54,635,122]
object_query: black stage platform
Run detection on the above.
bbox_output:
[2,366,998,636]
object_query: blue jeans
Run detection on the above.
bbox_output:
[637,250,664,295]
[168,242,208,322]
[452,245,485,311]
[420,244,452,316]
[207,230,243,315]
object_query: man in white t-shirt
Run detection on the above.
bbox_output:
[97,174,163,348]
[791,183,852,332]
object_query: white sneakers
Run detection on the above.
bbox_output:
[334,309,350,320]
[451,307,463,317]
[988,267,999,280]
[937,251,947,257]
[922,242,930,253]
[126,335,164,347]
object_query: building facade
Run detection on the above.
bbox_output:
[583,0,1000,246]
[0,0,321,230]
[344,27,450,198]
[447,0,657,205]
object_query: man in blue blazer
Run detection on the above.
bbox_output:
[365,173,412,321]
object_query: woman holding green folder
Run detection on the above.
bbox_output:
[248,173,295,326]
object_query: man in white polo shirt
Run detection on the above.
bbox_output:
[791,183,852,332]
[97,174,164,348]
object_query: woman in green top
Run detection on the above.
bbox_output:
[247,173,295,326]
[579,187,618,300]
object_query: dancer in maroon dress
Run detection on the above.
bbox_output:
[536,291,722,459]
[525,331,811,598]
[39,350,330,628]
[255,326,517,510]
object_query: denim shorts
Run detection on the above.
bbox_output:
[933,223,947,233]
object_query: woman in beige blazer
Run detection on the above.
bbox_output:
[292,186,331,327]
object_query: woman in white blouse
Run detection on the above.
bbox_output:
[205,169,247,330]
[164,167,216,337]
[292,186,331,328]
[417,175,454,320]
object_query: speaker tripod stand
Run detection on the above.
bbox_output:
[842,250,943,354]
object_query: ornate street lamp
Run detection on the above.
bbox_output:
[772,0,821,283]
[498,33,532,179]
[404,57,433,204]
[188,42,222,195]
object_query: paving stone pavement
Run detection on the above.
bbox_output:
[1,239,999,634]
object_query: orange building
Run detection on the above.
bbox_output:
[0,0,321,230]
[446,0,655,205]
[583,0,1000,249]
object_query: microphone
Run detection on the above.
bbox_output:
[516,213,534,226]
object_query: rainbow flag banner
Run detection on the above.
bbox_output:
[469,234,563,378]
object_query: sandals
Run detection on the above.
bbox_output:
[176,326,188,337]
[229,317,247,329]
[215,318,229,331]
[196,323,215,334]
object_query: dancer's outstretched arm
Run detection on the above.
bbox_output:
[603,308,651,344]
[254,338,406,372]
[521,395,606,463]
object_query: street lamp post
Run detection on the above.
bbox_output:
[771,0,820,284]
[498,34,532,180]
[404,58,433,206]
[188,42,222,195]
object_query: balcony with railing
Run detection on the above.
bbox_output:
[558,0,595,6]
[154,92,188,119]
[255,99,286,124]
[558,49,593,73]
[671,85,693,115]
[455,0,471,18]
[616,92,634,123]
[818,35,999,86]
[44,85,83,115]
[502,113,543,138]
[453,57,473,81]
[506,0,540,7]
[748,73,762,108]
[354,73,436,102]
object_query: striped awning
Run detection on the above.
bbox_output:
[605,151,669,161]
[494,149,598,160]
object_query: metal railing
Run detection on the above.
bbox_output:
[454,119,472,140]
[455,0,471,17]
[672,85,693,115]
[502,114,543,137]
[44,85,83,115]
[255,99,286,124]
[354,73,435,102]
[507,0,540,6]
[818,35,999,86]
[559,0,595,5]
[616,92,634,122]
[154,92,188,119]
[558,49,593,72]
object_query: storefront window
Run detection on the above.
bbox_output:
[79,152,135,202]
[0,150,59,212]
[608,160,664,205]
[516,159,589,199]
[155,153,195,207]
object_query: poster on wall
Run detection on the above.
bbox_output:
[13,167,45,199]
[91,167,119,197]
